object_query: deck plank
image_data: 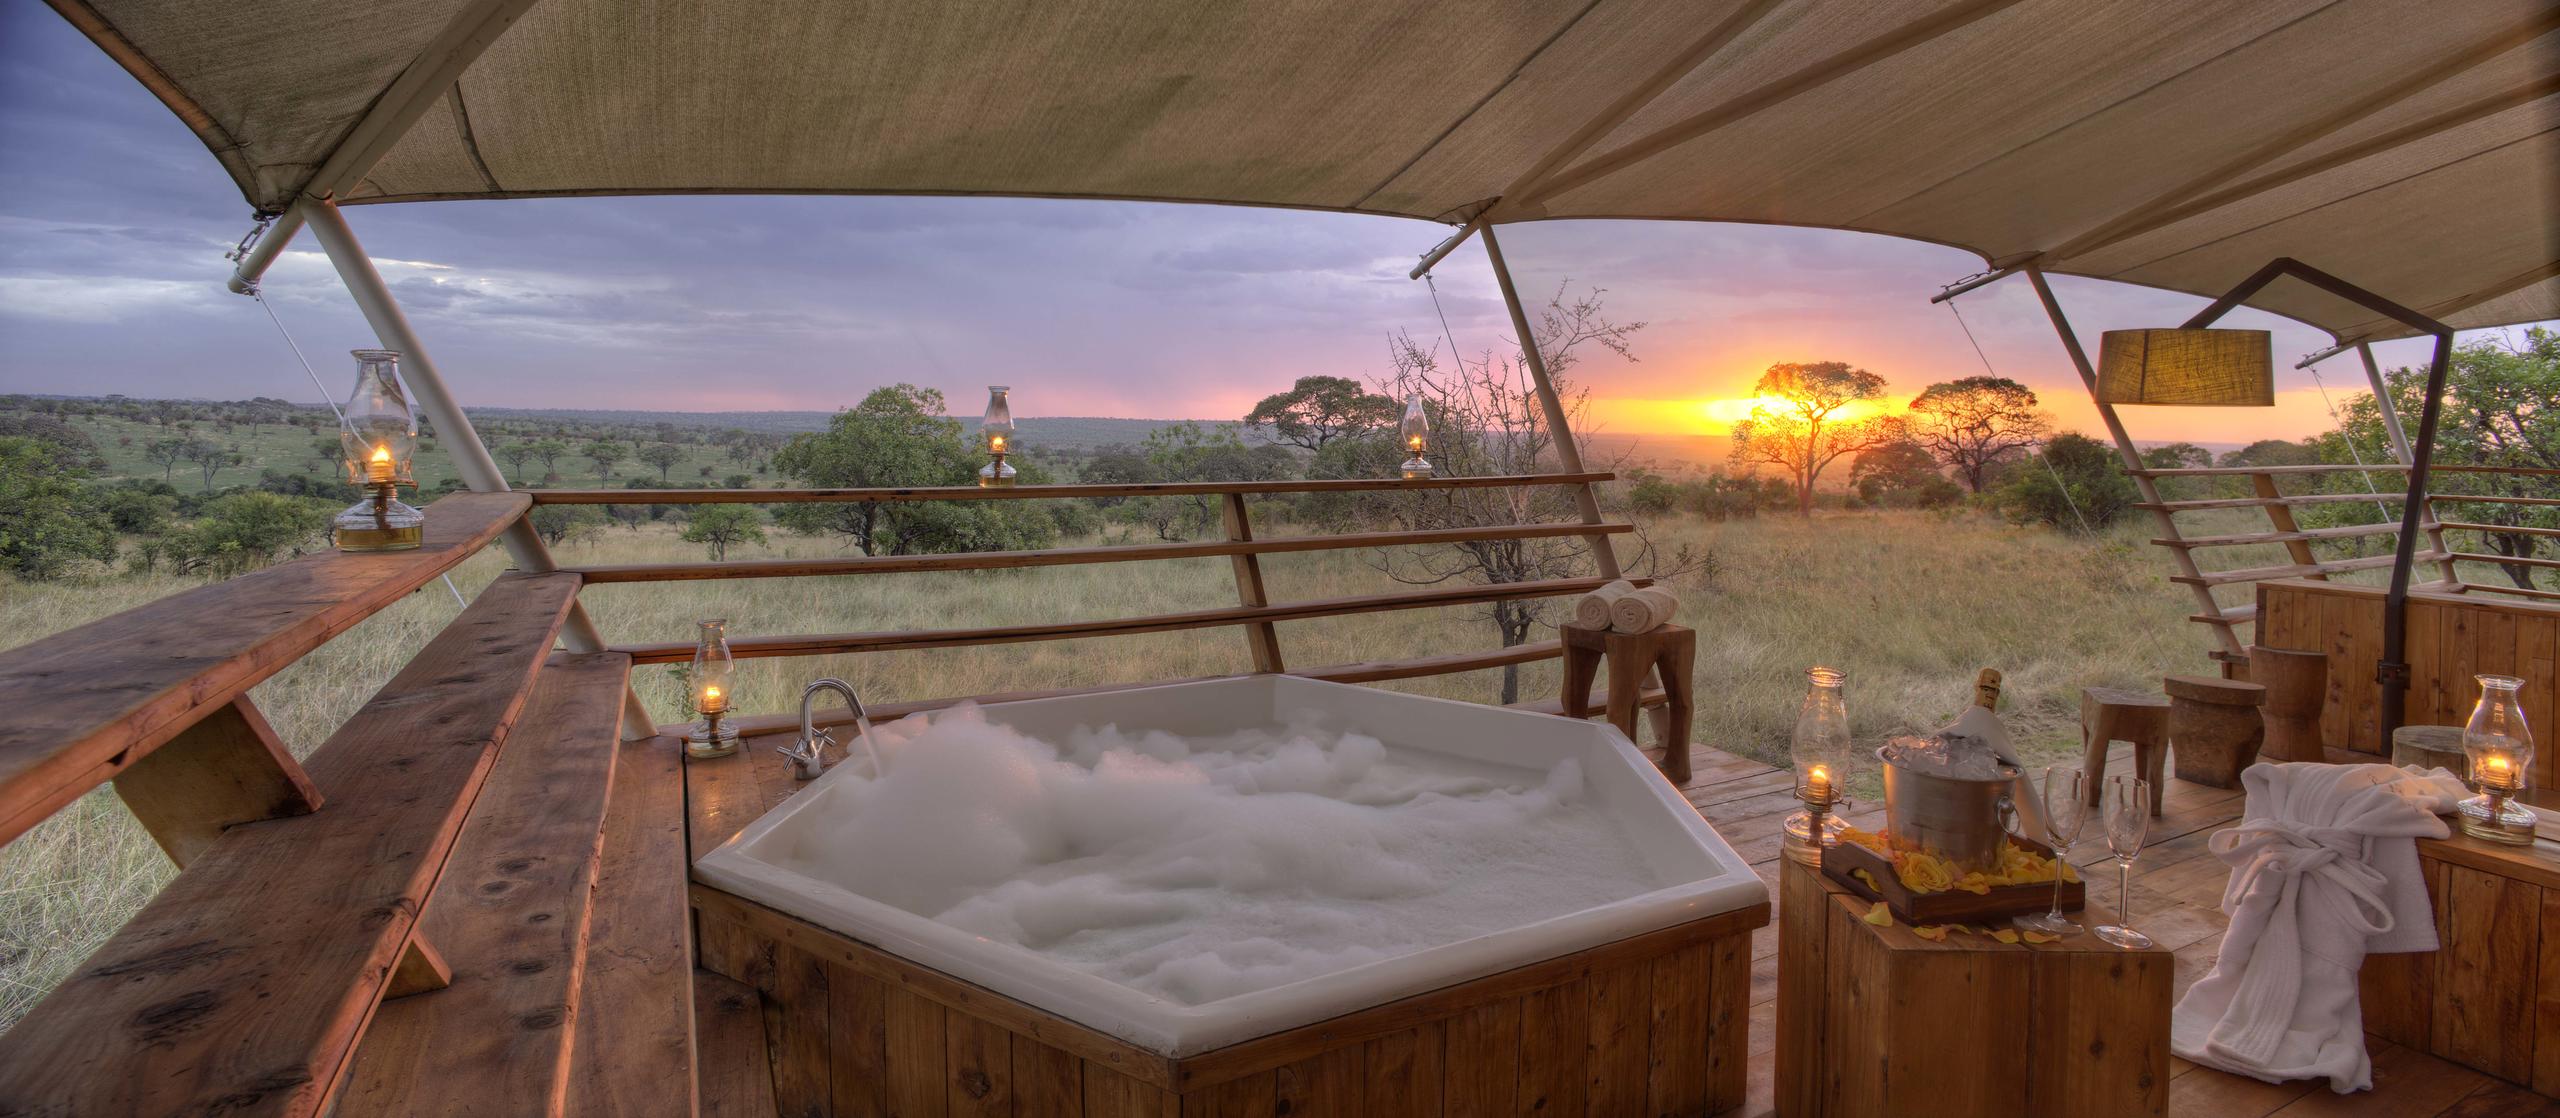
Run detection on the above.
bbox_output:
[0,491,529,845]
[0,571,578,1118]
[339,651,632,1116]
[568,731,696,1117]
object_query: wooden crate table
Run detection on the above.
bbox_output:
[2357,825,2560,1097]
[1775,850,2173,1116]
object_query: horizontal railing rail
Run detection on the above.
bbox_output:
[528,472,1616,505]
[2127,463,2560,478]
[612,575,1647,664]
[569,522,1634,583]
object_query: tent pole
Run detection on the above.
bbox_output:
[302,199,657,738]
[1480,224,1623,580]
[2023,265,2245,660]
[226,207,305,294]
[2357,342,2415,463]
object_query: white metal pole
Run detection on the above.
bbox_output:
[301,199,657,737]
[2356,342,2415,463]
[1479,224,1624,580]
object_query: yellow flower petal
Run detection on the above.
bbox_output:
[1863,900,1894,927]
[1992,929,2021,944]
[2021,930,2060,944]
[1913,924,1949,941]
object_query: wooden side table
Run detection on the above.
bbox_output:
[1776,853,2173,1116]
[2358,827,2560,1096]
[1560,623,1695,783]
[2166,674,2267,788]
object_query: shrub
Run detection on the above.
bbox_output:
[166,492,335,576]
[1994,433,2136,532]
[0,437,116,580]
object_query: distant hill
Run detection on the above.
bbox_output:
[462,408,1272,452]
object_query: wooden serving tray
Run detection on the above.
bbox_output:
[1820,834,2085,924]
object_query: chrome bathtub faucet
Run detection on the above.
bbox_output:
[784,677,874,780]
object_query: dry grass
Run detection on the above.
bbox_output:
[0,506,2214,1025]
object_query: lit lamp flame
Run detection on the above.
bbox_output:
[366,444,395,484]
[1808,763,1833,802]
[699,684,726,714]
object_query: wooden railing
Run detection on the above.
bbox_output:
[2126,463,2558,646]
[547,472,1637,730]
[0,472,1639,1114]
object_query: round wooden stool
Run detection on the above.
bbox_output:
[2166,674,2267,788]
[2248,645,2328,763]
[2081,687,2169,815]
[2390,724,2468,775]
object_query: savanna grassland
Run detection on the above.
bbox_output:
[0,500,2259,1023]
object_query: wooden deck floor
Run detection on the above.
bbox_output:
[1656,739,2558,1118]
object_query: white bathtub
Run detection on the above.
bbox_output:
[693,674,1765,1056]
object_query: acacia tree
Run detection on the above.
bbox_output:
[1728,361,1905,515]
[1905,376,2049,492]
[499,441,538,484]
[582,440,625,483]
[769,384,1056,556]
[637,442,687,482]
[1243,376,1399,458]
[680,505,766,560]
[142,437,189,481]
[1359,284,1695,703]
[528,438,572,480]
[186,439,242,489]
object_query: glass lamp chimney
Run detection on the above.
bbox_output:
[686,618,742,759]
[1785,667,1852,848]
[2457,674,2536,843]
[978,385,1017,488]
[330,349,425,552]
[1398,392,1433,480]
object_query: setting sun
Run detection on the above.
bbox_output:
[1592,394,1901,435]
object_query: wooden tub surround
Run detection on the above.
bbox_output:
[686,743,1768,1117]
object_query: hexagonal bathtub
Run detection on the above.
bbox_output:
[693,674,1767,1074]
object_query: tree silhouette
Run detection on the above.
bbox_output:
[1729,361,1905,515]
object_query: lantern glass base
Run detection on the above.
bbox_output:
[1782,809,1846,846]
[978,459,1017,487]
[2457,793,2537,844]
[1399,456,1434,481]
[333,495,424,552]
[685,719,742,760]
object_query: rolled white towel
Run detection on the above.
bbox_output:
[1572,580,1637,630]
[1609,586,1679,633]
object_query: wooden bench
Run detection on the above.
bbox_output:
[0,569,579,1116]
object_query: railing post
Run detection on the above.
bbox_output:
[1220,493,1286,672]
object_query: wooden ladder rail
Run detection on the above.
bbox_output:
[1220,492,1285,673]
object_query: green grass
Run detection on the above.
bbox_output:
[61,413,770,493]
[0,504,2216,1026]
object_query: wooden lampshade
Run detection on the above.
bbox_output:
[2094,328,2274,406]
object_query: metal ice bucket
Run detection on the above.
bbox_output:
[1877,744,2020,873]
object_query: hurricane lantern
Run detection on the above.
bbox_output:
[1398,392,1433,480]
[978,385,1017,488]
[331,349,425,552]
[686,618,741,759]
[2457,674,2536,844]
[2094,328,2275,406]
[1785,666,1853,848]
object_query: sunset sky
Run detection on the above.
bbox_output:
[0,4,2536,451]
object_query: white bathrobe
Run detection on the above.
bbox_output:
[2170,762,2469,1092]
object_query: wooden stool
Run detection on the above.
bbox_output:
[1776,856,2172,1117]
[1560,623,1695,783]
[2249,645,2328,763]
[2166,674,2267,788]
[2390,724,2467,775]
[2081,687,2169,815]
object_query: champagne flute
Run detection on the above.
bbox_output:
[2018,766,2088,935]
[2092,775,2153,949]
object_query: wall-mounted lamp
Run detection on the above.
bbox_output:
[331,349,424,552]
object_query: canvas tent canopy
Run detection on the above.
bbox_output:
[47,0,2560,344]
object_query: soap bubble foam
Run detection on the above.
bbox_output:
[767,704,1661,1006]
